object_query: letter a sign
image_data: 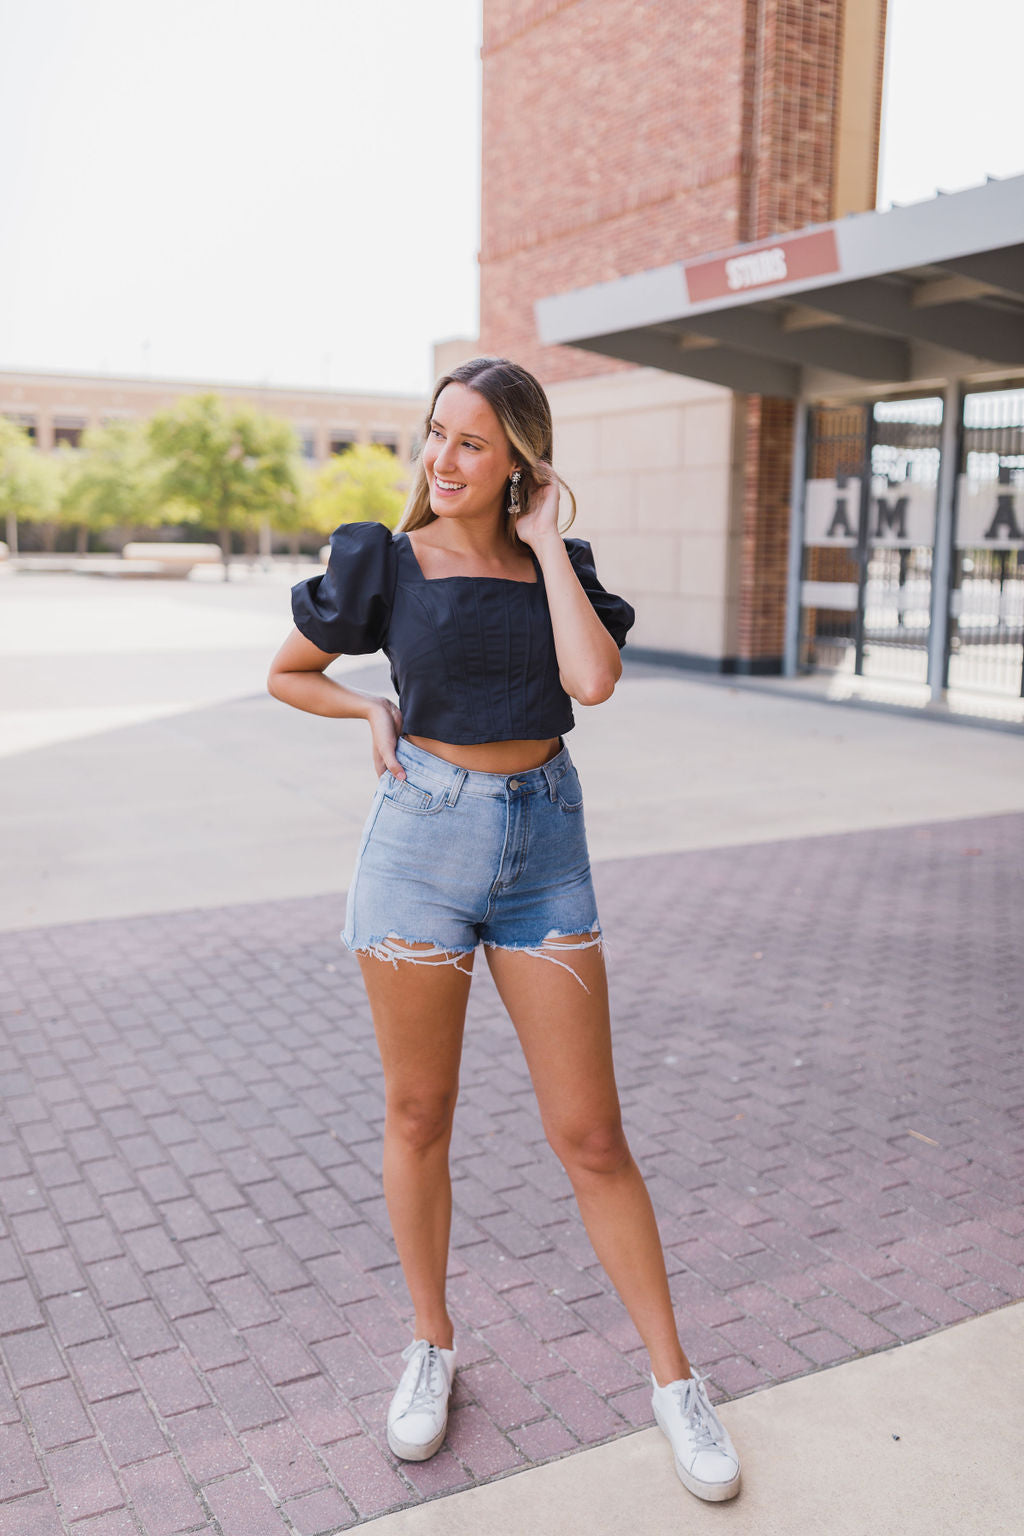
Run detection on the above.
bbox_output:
[804,476,861,547]
[955,469,1024,549]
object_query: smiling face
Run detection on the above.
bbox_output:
[421,382,519,526]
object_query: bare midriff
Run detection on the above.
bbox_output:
[404,735,562,774]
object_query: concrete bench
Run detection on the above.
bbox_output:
[120,542,222,577]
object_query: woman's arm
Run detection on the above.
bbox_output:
[267,629,406,778]
[515,480,623,705]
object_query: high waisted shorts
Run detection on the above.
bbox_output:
[342,737,602,977]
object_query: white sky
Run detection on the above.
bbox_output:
[877,0,1024,207]
[0,0,1021,397]
[0,0,482,395]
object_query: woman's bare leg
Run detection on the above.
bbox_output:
[485,940,690,1386]
[358,947,474,1349]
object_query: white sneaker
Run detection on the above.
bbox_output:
[651,1369,741,1502]
[386,1339,456,1461]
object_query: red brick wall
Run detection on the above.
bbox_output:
[740,0,843,240]
[869,2,888,215]
[480,0,750,382]
[738,394,795,663]
[732,0,852,664]
[479,1,886,665]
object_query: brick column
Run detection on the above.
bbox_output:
[478,0,888,672]
[732,0,886,669]
[737,395,795,670]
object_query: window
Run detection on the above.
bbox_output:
[2,412,36,442]
[54,418,86,448]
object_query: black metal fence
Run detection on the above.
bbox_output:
[798,403,864,673]
[862,398,942,684]
[949,389,1024,698]
[799,387,1024,701]
[799,398,942,685]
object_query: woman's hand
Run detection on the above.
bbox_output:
[367,698,405,779]
[513,463,561,550]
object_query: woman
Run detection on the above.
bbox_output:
[267,357,740,1503]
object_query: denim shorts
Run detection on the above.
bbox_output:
[342,737,602,976]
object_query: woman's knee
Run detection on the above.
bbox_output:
[550,1119,632,1179]
[385,1090,458,1153]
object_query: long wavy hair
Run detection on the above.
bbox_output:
[397,356,576,546]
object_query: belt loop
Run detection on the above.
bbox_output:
[446,767,467,806]
[543,759,559,802]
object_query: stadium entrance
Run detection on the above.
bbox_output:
[801,387,1023,703]
[537,173,1024,719]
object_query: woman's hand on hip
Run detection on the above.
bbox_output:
[367,698,406,779]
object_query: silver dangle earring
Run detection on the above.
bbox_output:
[508,470,522,516]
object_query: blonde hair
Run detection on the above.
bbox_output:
[398,356,576,545]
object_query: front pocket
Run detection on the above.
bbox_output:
[383,774,449,815]
[555,764,584,812]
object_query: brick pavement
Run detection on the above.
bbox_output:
[0,810,1022,1534]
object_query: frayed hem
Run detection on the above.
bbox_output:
[346,934,476,976]
[483,928,604,993]
[343,929,604,991]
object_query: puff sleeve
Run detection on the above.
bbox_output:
[290,521,396,654]
[564,538,635,649]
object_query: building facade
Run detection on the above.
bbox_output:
[478,0,888,671]
[0,368,426,466]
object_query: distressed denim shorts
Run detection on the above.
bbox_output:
[342,737,602,978]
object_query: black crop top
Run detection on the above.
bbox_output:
[290,521,635,744]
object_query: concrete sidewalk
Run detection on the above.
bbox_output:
[367,1304,1024,1536]
[2,658,1023,931]
[1,571,1022,1534]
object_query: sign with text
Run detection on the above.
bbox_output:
[685,228,840,305]
[866,479,936,547]
[803,478,937,548]
[804,477,861,546]
[955,475,1024,548]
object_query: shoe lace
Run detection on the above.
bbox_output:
[399,1341,444,1415]
[673,1378,719,1453]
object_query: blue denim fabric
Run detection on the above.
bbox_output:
[342,737,601,958]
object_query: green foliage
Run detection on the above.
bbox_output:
[0,417,57,525]
[3,400,405,559]
[147,393,303,556]
[274,458,316,536]
[61,419,164,533]
[307,442,408,535]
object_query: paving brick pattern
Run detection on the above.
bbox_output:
[1,811,1022,1533]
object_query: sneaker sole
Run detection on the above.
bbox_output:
[672,1456,741,1502]
[386,1420,448,1462]
[653,1403,742,1503]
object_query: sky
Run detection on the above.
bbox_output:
[877,0,1024,208]
[0,0,482,395]
[0,0,1021,398]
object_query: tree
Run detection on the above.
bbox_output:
[0,417,57,554]
[307,442,408,536]
[61,419,164,552]
[147,393,302,578]
[272,459,317,557]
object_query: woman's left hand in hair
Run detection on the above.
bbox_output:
[513,464,561,549]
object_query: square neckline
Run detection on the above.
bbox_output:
[397,530,540,586]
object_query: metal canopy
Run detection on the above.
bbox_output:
[535,175,1024,399]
